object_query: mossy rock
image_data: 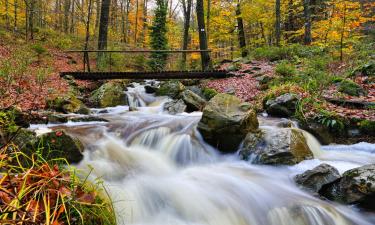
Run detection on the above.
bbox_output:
[89,82,127,107]
[351,61,375,77]
[337,80,366,97]
[156,81,185,98]
[36,130,84,163]
[48,94,90,114]
[198,94,259,153]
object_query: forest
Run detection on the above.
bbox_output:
[0,0,374,225]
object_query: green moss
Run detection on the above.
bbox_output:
[359,120,375,135]
[90,82,127,107]
[48,94,90,114]
[351,61,375,77]
[156,81,185,98]
[202,88,218,100]
[337,79,365,97]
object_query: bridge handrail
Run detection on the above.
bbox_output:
[65,49,212,53]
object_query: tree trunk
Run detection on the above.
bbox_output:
[14,0,18,32]
[206,0,211,43]
[141,0,148,47]
[275,0,281,46]
[303,0,312,45]
[98,0,111,61]
[70,0,75,33]
[181,0,192,69]
[94,0,101,36]
[5,0,10,29]
[64,0,71,33]
[196,0,211,71]
[124,0,130,43]
[134,0,139,45]
[340,4,347,61]
[85,0,93,72]
[285,0,295,42]
[236,0,248,57]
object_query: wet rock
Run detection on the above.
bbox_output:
[276,119,294,128]
[47,114,69,123]
[164,99,187,115]
[181,90,206,112]
[337,80,366,97]
[300,121,333,145]
[90,82,127,107]
[187,86,205,99]
[69,116,108,122]
[240,128,314,165]
[48,94,90,115]
[265,93,299,117]
[37,130,84,163]
[144,85,158,94]
[156,81,185,98]
[294,164,340,193]
[198,94,259,153]
[320,164,375,210]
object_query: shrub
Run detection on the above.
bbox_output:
[203,88,218,100]
[337,79,365,96]
[359,120,375,135]
[315,110,346,132]
[350,61,375,77]
[275,61,296,76]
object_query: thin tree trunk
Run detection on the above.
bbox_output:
[303,0,312,45]
[206,0,211,42]
[70,0,75,33]
[85,0,93,71]
[64,0,71,33]
[5,0,10,29]
[340,4,347,61]
[275,0,281,46]
[134,0,139,45]
[196,0,211,70]
[14,0,18,32]
[236,0,247,57]
[141,0,148,47]
[124,0,130,43]
[181,0,192,69]
[94,0,101,36]
[98,0,111,60]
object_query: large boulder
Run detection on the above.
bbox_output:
[181,90,206,112]
[164,99,187,115]
[265,93,299,117]
[12,129,84,165]
[294,164,341,193]
[320,164,375,210]
[90,82,127,107]
[240,128,314,165]
[47,94,90,114]
[156,81,185,98]
[197,94,259,153]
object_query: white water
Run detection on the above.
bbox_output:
[31,82,375,225]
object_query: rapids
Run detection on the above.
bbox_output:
[30,81,375,225]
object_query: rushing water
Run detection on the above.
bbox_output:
[31,81,375,225]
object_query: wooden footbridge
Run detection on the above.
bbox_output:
[60,50,230,80]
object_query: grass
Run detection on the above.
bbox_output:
[0,112,116,225]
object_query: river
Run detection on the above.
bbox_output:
[30,81,375,225]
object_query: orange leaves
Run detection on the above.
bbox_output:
[0,163,98,224]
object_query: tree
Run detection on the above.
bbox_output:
[149,0,168,71]
[275,0,281,46]
[181,0,192,69]
[303,0,312,45]
[236,0,248,57]
[97,0,111,63]
[196,0,211,70]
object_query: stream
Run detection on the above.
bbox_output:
[30,81,375,225]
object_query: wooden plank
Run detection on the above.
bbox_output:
[60,70,229,80]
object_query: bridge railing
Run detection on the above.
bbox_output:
[65,49,212,72]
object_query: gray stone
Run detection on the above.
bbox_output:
[265,93,299,117]
[294,164,341,192]
[156,81,185,98]
[320,164,375,210]
[181,90,206,112]
[164,99,187,115]
[89,82,127,107]
[240,128,314,165]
